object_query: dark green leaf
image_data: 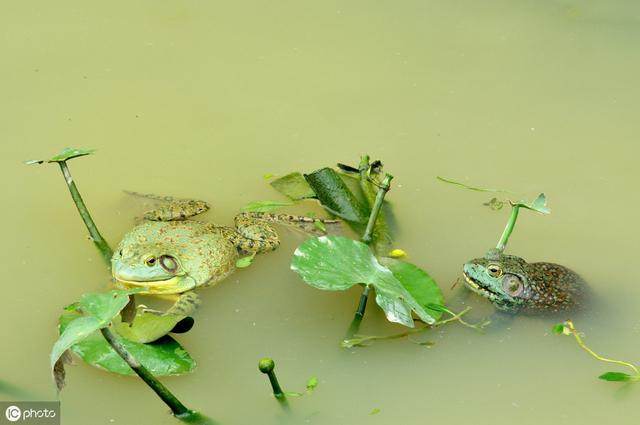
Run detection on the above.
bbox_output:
[291,235,436,326]
[304,168,370,223]
[59,311,195,376]
[241,200,294,213]
[270,172,317,200]
[552,323,565,335]
[598,372,633,382]
[384,259,444,320]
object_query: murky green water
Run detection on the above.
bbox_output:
[3,1,640,424]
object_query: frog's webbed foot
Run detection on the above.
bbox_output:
[231,212,341,255]
[163,292,201,317]
[125,191,210,221]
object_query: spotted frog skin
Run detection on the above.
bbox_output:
[462,249,586,314]
[112,193,337,315]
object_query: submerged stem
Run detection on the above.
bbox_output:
[100,327,193,417]
[496,204,520,252]
[58,161,113,265]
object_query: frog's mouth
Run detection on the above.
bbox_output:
[462,271,502,302]
[114,275,195,294]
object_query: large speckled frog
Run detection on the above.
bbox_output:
[112,193,337,316]
[462,249,586,314]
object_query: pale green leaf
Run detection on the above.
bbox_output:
[270,172,316,200]
[241,200,294,213]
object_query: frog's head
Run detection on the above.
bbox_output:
[462,249,532,313]
[111,242,196,295]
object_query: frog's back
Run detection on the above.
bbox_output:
[522,262,587,314]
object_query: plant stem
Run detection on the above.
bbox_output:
[564,320,640,375]
[496,204,520,252]
[258,358,289,408]
[362,174,393,244]
[355,286,370,319]
[100,327,193,417]
[58,161,113,265]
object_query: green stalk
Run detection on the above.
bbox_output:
[362,174,393,244]
[100,327,193,418]
[258,358,289,408]
[496,204,519,252]
[58,161,113,265]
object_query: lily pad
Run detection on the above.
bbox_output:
[50,290,133,373]
[26,147,95,164]
[270,172,317,200]
[383,259,444,321]
[241,200,294,213]
[114,310,186,344]
[291,235,436,327]
[59,311,195,376]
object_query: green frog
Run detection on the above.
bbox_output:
[462,249,586,314]
[111,193,338,316]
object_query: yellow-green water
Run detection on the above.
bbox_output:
[2,1,640,424]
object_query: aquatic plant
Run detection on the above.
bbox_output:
[262,156,484,343]
[437,176,549,253]
[553,320,640,383]
[28,148,210,423]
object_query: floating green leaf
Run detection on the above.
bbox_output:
[552,323,565,335]
[26,147,96,164]
[236,253,256,268]
[241,200,294,213]
[270,172,317,200]
[384,259,444,321]
[59,311,195,376]
[512,193,550,214]
[114,310,186,344]
[306,376,319,392]
[598,372,633,382]
[291,235,436,326]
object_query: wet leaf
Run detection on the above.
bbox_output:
[437,176,509,193]
[598,372,633,382]
[26,147,96,165]
[114,310,186,343]
[483,197,505,210]
[313,220,327,233]
[236,254,255,268]
[384,259,444,320]
[241,200,294,213]
[270,172,316,200]
[306,376,319,392]
[291,236,436,326]
[513,193,550,214]
[59,311,195,376]
[78,290,133,324]
[304,168,370,223]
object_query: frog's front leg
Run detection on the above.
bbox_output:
[126,191,209,221]
[163,291,202,317]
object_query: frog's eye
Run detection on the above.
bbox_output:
[159,255,179,273]
[144,256,157,267]
[502,274,524,297]
[486,263,503,278]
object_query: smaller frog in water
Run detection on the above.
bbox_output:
[462,249,586,314]
[112,193,338,316]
